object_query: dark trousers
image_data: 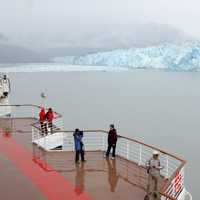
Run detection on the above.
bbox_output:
[106,144,116,157]
[48,121,53,133]
[3,92,8,97]
[75,150,85,163]
[40,122,47,134]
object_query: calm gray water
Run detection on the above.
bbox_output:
[9,71,199,199]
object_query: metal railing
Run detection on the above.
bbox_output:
[0,104,64,137]
[0,98,11,117]
[0,104,191,200]
[33,129,188,200]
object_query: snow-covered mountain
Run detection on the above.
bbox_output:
[53,41,200,71]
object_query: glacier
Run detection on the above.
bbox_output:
[53,41,200,71]
[1,41,200,72]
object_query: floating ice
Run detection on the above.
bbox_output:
[0,63,128,73]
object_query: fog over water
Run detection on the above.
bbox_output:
[0,0,200,62]
[9,71,199,199]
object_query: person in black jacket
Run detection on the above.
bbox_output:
[105,124,117,159]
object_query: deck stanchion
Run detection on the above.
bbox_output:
[62,132,64,150]
[44,133,46,150]
[181,167,185,195]
[36,128,38,140]
[185,189,193,200]
[138,144,142,166]
[102,133,106,151]
[31,107,35,119]
[127,141,130,160]
[166,155,169,178]
[32,127,34,142]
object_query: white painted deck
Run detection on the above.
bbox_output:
[33,132,64,150]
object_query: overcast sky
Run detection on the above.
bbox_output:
[0,0,199,49]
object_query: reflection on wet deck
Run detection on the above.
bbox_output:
[0,118,167,200]
[33,147,152,200]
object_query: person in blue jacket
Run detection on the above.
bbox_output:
[73,129,85,164]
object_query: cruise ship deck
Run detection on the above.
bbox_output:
[0,105,189,200]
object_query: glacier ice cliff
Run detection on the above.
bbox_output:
[53,41,200,71]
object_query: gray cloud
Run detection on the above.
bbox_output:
[0,33,8,42]
[0,0,199,58]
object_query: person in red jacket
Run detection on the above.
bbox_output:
[39,107,47,134]
[46,108,54,134]
[105,124,118,159]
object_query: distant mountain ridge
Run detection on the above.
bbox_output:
[0,21,192,63]
[0,43,48,63]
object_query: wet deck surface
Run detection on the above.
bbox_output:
[0,118,165,200]
[0,153,47,200]
[34,150,147,200]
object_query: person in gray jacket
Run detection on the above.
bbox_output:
[145,150,164,200]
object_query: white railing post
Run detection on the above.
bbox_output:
[127,141,130,160]
[32,107,35,119]
[32,127,34,142]
[181,167,185,192]
[185,190,193,200]
[138,144,142,166]
[38,128,40,140]
[172,178,176,198]
[62,132,64,149]
[63,132,67,150]
[166,155,169,178]
[32,127,40,142]
[53,118,64,130]
[44,133,46,150]
[102,132,106,151]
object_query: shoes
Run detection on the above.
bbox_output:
[104,154,115,159]
[144,195,150,200]
[153,192,158,199]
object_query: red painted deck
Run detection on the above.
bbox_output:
[0,118,164,200]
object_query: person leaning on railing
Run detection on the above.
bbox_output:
[104,124,118,159]
[39,107,47,135]
[145,150,164,200]
[46,108,54,134]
